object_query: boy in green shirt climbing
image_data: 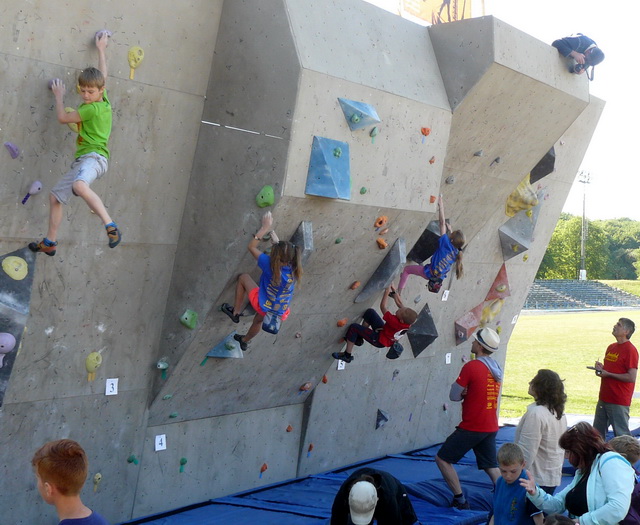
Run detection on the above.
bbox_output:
[29,31,121,256]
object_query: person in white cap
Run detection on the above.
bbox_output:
[435,327,503,510]
[330,467,419,524]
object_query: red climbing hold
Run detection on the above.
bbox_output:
[299,382,312,391]
[350,281,361,290]
[322,375,328,384]
[337,318,348,327]
[260,463,268,473]
[286,425,293,432]
[421,127,431,137]
[429,156,436,165]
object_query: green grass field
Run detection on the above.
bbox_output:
[501,309,640,419]
[599,280,640,297]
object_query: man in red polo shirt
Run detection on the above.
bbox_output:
[436,328,502,510]
[593,318,638,437]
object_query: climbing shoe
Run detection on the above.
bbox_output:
[106,225,121,248]
[451,499,470,510]
[332,351,354,363]
[28,239,57,256]
[221,303,240,323]
[234,333,248,351]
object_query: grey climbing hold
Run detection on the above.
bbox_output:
[445,176,455,184]
[375,409,390,429]
[474,149,484,157]
[289,221,314,267]
[407,220,449,264]
[530,147,555,184]
[355,238,406,303]
[498,190,544,261]
[407,303,439,358]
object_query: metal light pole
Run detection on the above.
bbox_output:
[578,170,591,280]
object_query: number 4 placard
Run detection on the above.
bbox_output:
[155,434,167,451]
[105,378,118,396]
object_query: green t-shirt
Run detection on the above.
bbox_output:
[76,89,112,159]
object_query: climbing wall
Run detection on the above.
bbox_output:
[0,1,603,523]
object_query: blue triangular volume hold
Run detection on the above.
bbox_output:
[206,331,244,359]
[338,98,381,131]
[305,136,351,200]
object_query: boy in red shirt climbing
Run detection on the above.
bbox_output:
[332,285,417,364]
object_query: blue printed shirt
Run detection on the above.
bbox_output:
[258,253,294,314]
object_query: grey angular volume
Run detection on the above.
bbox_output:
[355,238,406,304]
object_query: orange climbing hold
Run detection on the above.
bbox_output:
[374,216,388,229]
[286,425,293,432]
[300,382,312,391]
[421,127,431,137]
[337,318,348,327]
[308,443,314,453]
[322,375,328,384]
[429,156,436,165]
[379,228,389,235]
[376,238,388,250]
[350,281,361,290]
[260,463,268,473]
[429,195,437,204]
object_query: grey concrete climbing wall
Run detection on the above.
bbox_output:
[0,1,603,523]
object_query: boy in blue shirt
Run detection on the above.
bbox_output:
[490,443,542,525]
[29,31,121,256]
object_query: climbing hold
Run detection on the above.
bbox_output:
[407,303,439,357]
[2,256,28,281]
[179,458,188,473]
[255,185,275,208]
[294,332,302,339]
[127,46,145,80]
[3,142,19,159]
[360,187,367,195]
[445,176,455,184]
[474,150,484,157]
[413,295,421,304]
[392,369,399,380]
[22,181,43,205]
[95,29,112,40]
[286,425,293,432]
[169,412,178,418]
[495,284,507,293]
[490,156,501,166]
[224,341,235,351]
[443,403,449,411]
[350,281,361,290]
[157,358,169,380]
[375,409,389,429]
[429,195,437,204]
[523,254,529,262]
[307,443,314,457]
[259,463,268,478]
[428,156,435,165]
[333,147,342,158]
[530,147,556,184]
[322,375,328,384]
[62,108,80,133]
[461,355,469,363]
[496,326,503,335]
[374,216,388,229]
[179,309,198,329]
[369,126,379,144]
[306,136,351,200]
[335,237,343,244]
[48,78,61,90]
[376,238,388,250]
[162,394,173,400]
[338,98,381,131]
[0,333,16,368]
[299,382,312,391]
[93,473,102,493]
[480,299,505,326]
[337,318,348,327]
[127,454,139,465]
[85,352,103,382]
[355,238,406,304]
[511,244,520,252]
[420,127,431,137]
[379,228,389,236]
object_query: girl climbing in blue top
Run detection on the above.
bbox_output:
[221,211,302,350]
[398,194,464,295]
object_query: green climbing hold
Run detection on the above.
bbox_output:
[350,114,361,123]
[180,309,198,329]
[335,237,343,244]
[360,187,367,195]
[127,454,139,465]
[179,457,188,473]
[225,341,235,351]
[169,412,178,418]
[333,147,342,158]
[256,185,274,208]
[162,394,173,400]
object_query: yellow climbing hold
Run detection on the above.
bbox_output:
[65,108,79,133]
[128,46,145,80]
[85,352,103,382]
[2,256,28,280]
[523,254,529,262]
[505,174,539,217]
[495,284,507,293]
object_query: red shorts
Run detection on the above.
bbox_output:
[248,287,290,320]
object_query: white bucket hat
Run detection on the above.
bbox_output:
[474,327,500,352]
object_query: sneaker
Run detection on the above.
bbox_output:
[452,499,470,510]
[332,351,354,363]
[28,239,57,256]
[221,303,240,323]
[234,333,248,351]
[106,225,121,248]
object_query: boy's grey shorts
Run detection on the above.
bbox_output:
[51,153,108,205]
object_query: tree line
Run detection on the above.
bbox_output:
[536,214,640,279]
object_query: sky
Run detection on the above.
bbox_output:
[365,0,640,220]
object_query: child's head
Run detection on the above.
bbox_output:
[32,439,88,500]
[609,435,640,464]
[544,514,575,525]
[270,241,302,282]
[396,307,418,326]
[78,67,105,89]
[497,443,525,484]
[449,230,465,279]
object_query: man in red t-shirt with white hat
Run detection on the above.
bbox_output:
[593,317,638,437]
